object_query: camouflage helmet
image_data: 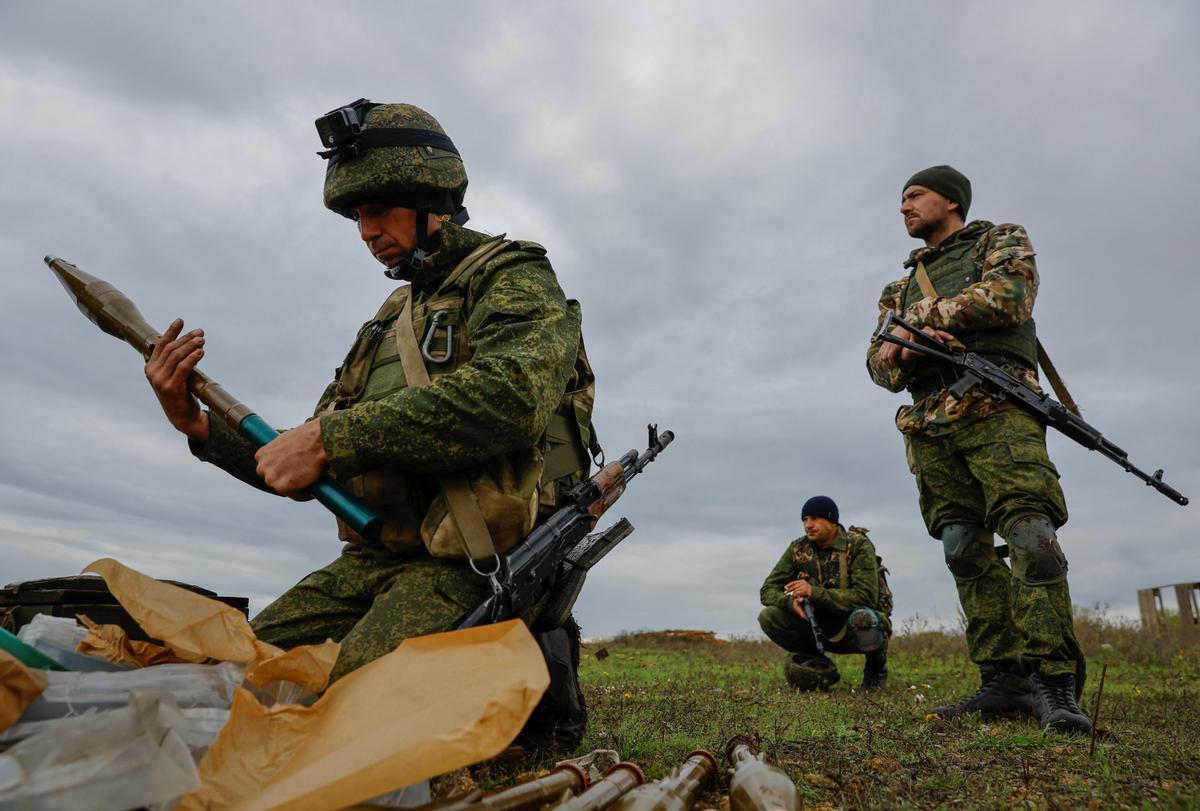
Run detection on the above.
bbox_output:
[783,654,840,692]
[318,99,468,217]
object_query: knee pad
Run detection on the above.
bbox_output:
[1006,514,1067,585]
[847,608,885,652]
[940,523,994,582]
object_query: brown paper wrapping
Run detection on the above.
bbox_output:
[245,640,341,693]
[178,620,549,811]
[82,558,337,693]
[76,614,191,667]
[84,558,280,664]
[0,650,48,732]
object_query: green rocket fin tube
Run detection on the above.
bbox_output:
[0,628,68,671]
[45,256,382,540]
[234,414,381,539]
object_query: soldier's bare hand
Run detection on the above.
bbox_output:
[899,326,958,362]
[784,579,812,599]
[254,419,327,499]
[879,324,960,365]
[877,324,916,366]
[790,597,808,619]
[145,318,209,442]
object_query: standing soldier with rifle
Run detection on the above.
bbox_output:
[867,165,1094,732]
[142,100,600,750]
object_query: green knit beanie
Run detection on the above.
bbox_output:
[904,165,971,217]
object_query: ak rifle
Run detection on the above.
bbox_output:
[876,312,1188,506]
[456,425,674,629]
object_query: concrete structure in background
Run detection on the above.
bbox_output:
[1137,582,1199,639]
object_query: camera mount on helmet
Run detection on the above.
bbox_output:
[316,98,461,163]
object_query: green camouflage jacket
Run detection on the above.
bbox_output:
[759,527,882,629]
[865,220,1043,436]
[193,221,580,489]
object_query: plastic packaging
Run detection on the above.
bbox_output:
[16,614,131,673]
[0,694,200,810]
[19,660,244,722]
[0,705,230,756]
[0,628,64,672]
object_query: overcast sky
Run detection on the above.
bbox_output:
[1,2,1197,640]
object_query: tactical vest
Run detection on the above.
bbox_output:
[902,230,1038,397]
[791,527,892,633]
[327,237,596,558]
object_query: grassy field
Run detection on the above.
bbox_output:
[479,612,1199,810]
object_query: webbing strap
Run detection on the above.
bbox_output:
[913,260,938,299]
[913,262,1081,416]
[437,237,512,295]
[393,289,497,563]
[1035,342,1082,416]
[371,285,411,322]
[822,544,851,643]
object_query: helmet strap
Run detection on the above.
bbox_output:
[383,209,431,280]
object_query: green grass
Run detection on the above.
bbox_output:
[483,614,1199,810]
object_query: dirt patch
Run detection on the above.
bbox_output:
[622,629,725,645]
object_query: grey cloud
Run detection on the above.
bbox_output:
[1,1,1196,639]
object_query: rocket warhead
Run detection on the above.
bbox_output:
[726,737,799,811]
[45,256,159,358]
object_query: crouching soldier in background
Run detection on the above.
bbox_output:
[758,496,892,691]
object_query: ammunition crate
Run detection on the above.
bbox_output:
[0,575,249,642]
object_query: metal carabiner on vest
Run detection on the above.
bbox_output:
[420,309,454,365]
[467,552,508,620]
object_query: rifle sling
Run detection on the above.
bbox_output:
[821,546,851,643]
[913,261,1081,416]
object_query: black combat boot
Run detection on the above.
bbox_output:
[861,660,888,691]
[515,616,587,753]
[1030,672,1092,734]
[927,663,1034,720]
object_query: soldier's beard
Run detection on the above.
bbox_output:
[906,217,935,240]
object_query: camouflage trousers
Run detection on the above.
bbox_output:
[251,543,492,683]
[903,408,1083,679]
[758,605,888,669]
